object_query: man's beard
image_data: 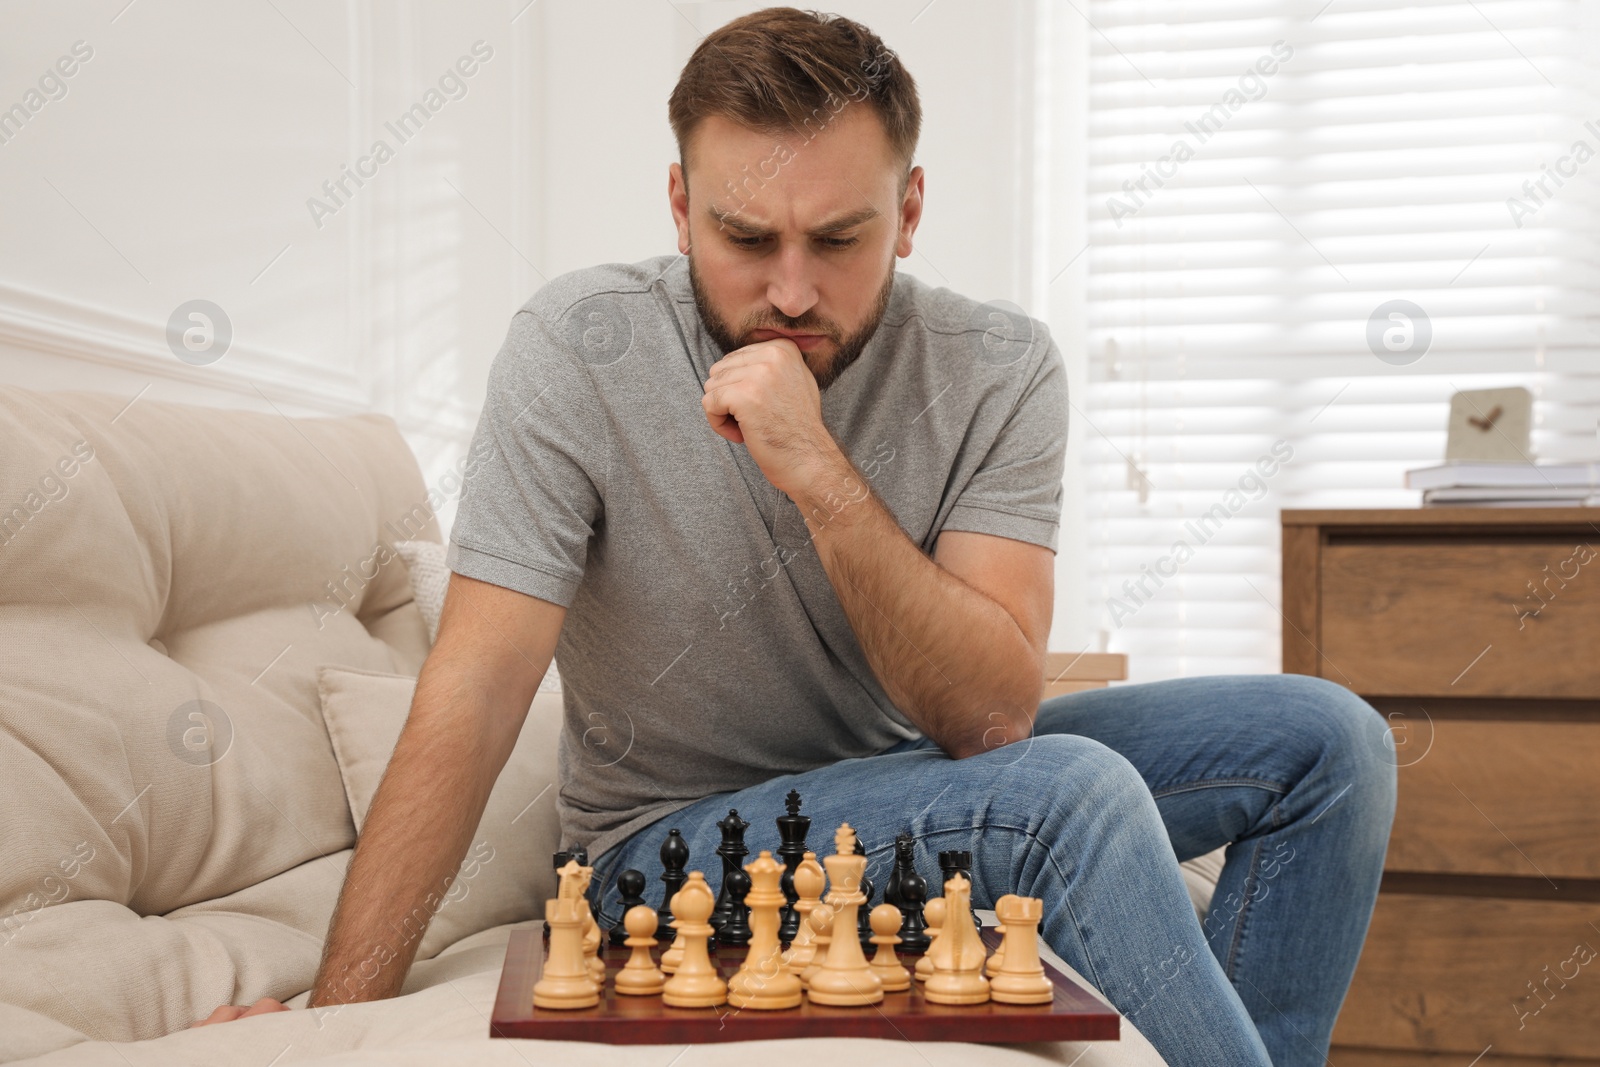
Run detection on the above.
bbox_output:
[688,252,897,391]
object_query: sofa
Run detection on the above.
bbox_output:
[0,387,1215,1066]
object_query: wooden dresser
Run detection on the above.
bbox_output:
[1282,508,1600,1066]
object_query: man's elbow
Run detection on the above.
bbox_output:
[944,685,1042,760]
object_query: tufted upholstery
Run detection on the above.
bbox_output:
[0,387,449,1039]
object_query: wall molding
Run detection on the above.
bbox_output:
[0,278,369,414]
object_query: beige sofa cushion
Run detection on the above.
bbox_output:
[0,387,439,1040]
[316,666,562,959]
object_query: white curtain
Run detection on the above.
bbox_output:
[1082,0,1600,681]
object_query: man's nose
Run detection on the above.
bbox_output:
[764,242,820,321]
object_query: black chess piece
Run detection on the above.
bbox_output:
[856,835,877,949]
[938,849,974,895]
[710,808,749,933]
[716,867,753,946]
[658,828,689,930]
[884,832,916,909]
[897,866,931,952]
[570,845,589,868]
[776,789,810,943]
[609,869,648,945]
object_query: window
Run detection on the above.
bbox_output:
[1083,0,1600,680]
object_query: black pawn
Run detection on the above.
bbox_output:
[856,836,876,949]
[570,845,589,868]
[658,829,689,930]
[609,869,648,945]
[776,789,810,943]
[897,867,931,952]
[717,867,753,946]
[884,833,916,909]
[710,808,749,933]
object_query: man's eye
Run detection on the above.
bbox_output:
[821,237,859,249]
[729,235,766,248]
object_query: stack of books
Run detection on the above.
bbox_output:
[1406,461,1600,507]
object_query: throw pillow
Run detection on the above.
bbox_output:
[315,665,562,960]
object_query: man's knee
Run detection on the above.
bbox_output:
[981,733,1158,832]
[1272,674,1397,822]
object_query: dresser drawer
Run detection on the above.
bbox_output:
[1382,716,1600,879]
[1333,893,1600,1057]
[1319,540,1600,698]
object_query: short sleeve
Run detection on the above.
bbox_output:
[940,337,1068,552]
[446,309,609,607]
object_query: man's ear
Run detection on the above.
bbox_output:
[896,165,925,258]
[668,162,692,254]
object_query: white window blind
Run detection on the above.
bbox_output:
[1083,0,1600,681]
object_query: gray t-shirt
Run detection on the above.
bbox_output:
[447,253,1067,859]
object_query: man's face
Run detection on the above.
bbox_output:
[669,107,924,390]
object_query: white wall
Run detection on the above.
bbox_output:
[0,0,1092,652]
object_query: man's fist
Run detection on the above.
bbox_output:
[701,336,841,499]
[191,996,290,1027]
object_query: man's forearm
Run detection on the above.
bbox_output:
[306,666,515,1007]
[792,445,1042,758]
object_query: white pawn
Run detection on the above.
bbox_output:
[613,905,666,997]
[869,903,911,992]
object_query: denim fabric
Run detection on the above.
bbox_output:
[586,674,1396,1067]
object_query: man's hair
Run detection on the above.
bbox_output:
[667,7,921,188]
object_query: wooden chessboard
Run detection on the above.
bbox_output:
[489,927,1121,1044]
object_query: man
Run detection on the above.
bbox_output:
[199,9,1394,1065]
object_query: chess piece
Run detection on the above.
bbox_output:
[986,893,1011,977]
[658,829,689,930]
[544,849,571,938]
[533,859,600,1009]
[990,895,1053,1005]
[868,902,911,992]
[807,824,884,1006]
[614,904,666,996]
[711,809,750,934]
[659,914,685,975]
[579,896,604,983]
[938,850,975,910]
[782,853,826,975]
[915,896,946,982]
[570,845,589,868]
[728,851,804,1009]
[924,873,989,1005]
[897,864,931,952]
[717,867,753,946]
[798,902,834,990]
[883,833,915,908]
[610,869,648,946]
[855,835,877,950]
[661,871,726,1008]
[776,790,811,943]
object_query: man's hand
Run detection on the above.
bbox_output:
[191,997,290,1027]
[701,337,842,499]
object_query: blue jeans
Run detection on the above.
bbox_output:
[588,674,1396,1067]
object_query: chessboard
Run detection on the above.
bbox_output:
[489,926,1121,1044]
